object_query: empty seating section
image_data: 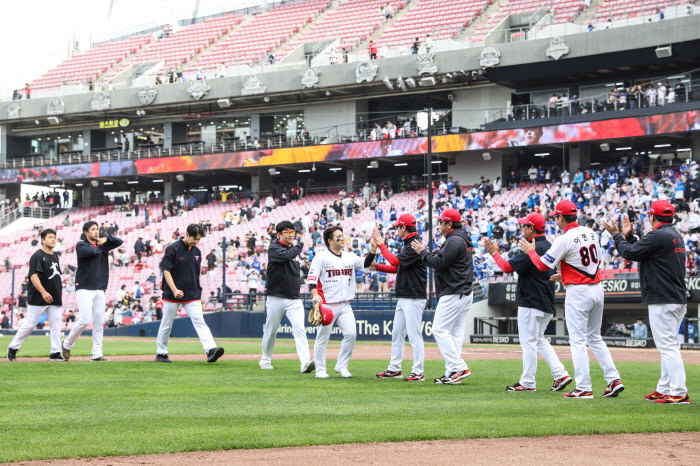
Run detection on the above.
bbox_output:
[280,0,404,57]
[29,35,151,92]
[188,0,330,74]
[377,0,486,49]
[472,0,583,42]
[104,14,244,82]
[592,0,668,23]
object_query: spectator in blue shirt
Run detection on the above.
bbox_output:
[631,317,648,339]
[573,169,584,185]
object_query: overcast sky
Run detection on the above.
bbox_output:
[0,0,259,93]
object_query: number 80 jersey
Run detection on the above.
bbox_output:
[540,225,602,286]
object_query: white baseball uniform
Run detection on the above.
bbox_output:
[307,249,368,374]
[261,297,310,370]
[540,225,620,392]
[388,298,426,375]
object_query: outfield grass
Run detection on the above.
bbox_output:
[1,336,297,358]
[0,340,698,463]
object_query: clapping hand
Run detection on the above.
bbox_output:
[483,238,499,256]
[601,219,619,235]
[621,215,633,237]
[550,273,561,282]
[517,238,536,254]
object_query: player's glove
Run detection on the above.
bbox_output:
[308,299,323,326]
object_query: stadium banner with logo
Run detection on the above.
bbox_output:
[2,109,698,183]
[489,277,700,305]
[89,310,440,342]
[470,334,657,348]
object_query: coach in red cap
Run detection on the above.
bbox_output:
[484,212,571,392]
[371,213,428,381]
[603,200,689,404]
[519,199,623,399]
[412,208,474,384]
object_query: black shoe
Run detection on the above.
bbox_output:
[49,352,67,362]
[155,353,172,363]
[7,347,17,361]
[434,372,461,384]
[206,347,224,363]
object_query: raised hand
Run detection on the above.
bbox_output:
[483,238,499,256]
[518,238,536,254]
[601,219,619,235]
[621,215,633,237]
[411,240,426,254]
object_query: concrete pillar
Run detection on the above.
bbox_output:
[569,142,591,172]
[252,168,272,195]
[303,101,368,140]
[164,175,185,201]
[346,169,353,192]
[691,132,700,160]
[163,122,188,150]
[1,183,21,202]
[352,160,368,192]
[83,183,105,206]
[449,152,505,187]
[0,125,6,163]
[250,115,261,141]
[452,85,514,130]
[82,130,106,156]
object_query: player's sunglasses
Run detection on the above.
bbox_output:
[282,229,295,234]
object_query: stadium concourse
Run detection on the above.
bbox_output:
[3,156,700,333]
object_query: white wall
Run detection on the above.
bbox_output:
[449,151,505,187]
[303,100,367,139]
[452,85,514,131]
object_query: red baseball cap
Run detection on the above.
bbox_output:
[648,200,674,217]
[436,208,461,223]
[548,200,577,217]
[518,212,546,231]
[392,213,416,227]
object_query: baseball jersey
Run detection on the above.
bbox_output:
[540,225,602,286]
[307,249,368,303]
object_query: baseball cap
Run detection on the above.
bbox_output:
[648,200,674,217]
[436,208,461,223]
[517,212,545,231]
[548,200,577,217]
[392,213,416,227]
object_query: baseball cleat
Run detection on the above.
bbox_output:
[645,390,666,401]
[654,394,690,405]
[155,354,172,363]
[455,369,471,380]
[259,361,274,370]
[7,347,17,361]
[49,352,66,362]
[551,375,572,391]
[301,360,315,373]
[562,389,594,399]
[404,373,425,382]
[315,370,329,378]
[61,340,70,361]
[506,382,536,392]
[602,379,625,398]
[336,368,352,378]
[434,372,461,384]
[376,369,402,378]
[206,347,225,363]
[91,357,110,361]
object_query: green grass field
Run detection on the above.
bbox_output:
[0,337,698,463]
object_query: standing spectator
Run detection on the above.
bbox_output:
[425,34,433,53]
[629,317,648,339]
[369,41,377,60]
[247,233,257,257]
[207,249,217,271]
[528,165,538,185]
[657,82,667,106]
[362,183,372,207]
[134,237,146,261]
[218,63,227,78]
[412,37,420,55]
[604,201,688,404]
[0,311,9,329]
[548,94,558,117]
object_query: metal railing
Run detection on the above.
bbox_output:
[0,206,55,229]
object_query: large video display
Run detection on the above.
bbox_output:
[1,110,697,184]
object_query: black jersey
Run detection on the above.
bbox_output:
[27,249,62,306]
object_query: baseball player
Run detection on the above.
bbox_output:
[307,224,376,378]
[371,214,428,382]
[260,221,314,373]
[411,208,474,384]
[7,229,65,362]
[604,201,689,404]
[518,200,623,398]
[155,224,224,363]
[483,212,571,392]
[61,221,123,361]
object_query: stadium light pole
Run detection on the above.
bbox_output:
[10,268,15,328]
[425,107,434,309]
